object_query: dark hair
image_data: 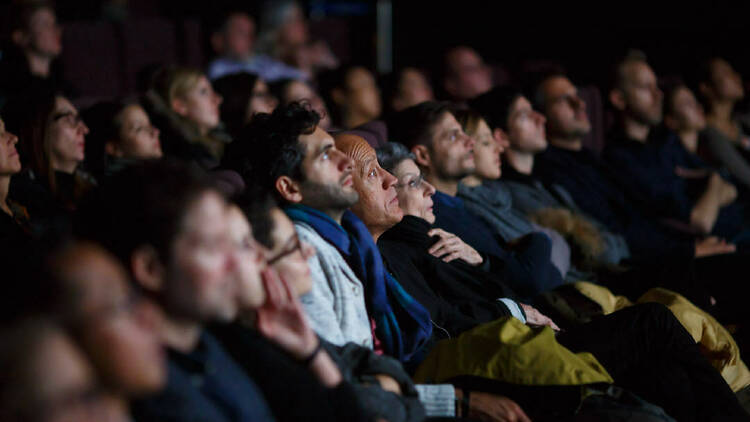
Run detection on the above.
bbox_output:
[81,100,133,178]
[379,67,432,115]
[4,89,62,192]
[234,187,278,249]
[213,72,261,138]
[268,78,297,104]
[317,64,372,126]
[386,101,452,150]
[8,1,54,37]
[76,159,218,265]
[376,142,414,174]
[610,49,649,92]
[223,101,320,201]
[663,81,690,118]
[468,86,525,132]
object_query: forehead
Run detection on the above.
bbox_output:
[299,126,332,155]
[434,111,461,133]
[181,191,227,233]
[393,158,419,177]
[55,97,76,113]
[545,77,576,98]
[624,61,656,84]
[227,14,254,30]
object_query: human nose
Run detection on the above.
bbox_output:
[335,149,354,172]
[382,168,398,190]
[424,180,436,196]
[464,132,475,150]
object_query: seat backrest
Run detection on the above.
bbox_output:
[119,17,178,94]
[61,21,122,99]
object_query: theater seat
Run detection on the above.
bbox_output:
[119,17,178,94]
[61,21,122,100]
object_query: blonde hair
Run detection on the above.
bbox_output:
[453,107,484,139]
[152,66,204,108]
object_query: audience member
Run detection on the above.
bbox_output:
[144,66,230,169]
[207,11,307,82]
[697,58,750,189]
[381,68,435,114]
[319,65,382,129]
[213,72,278,138]
[82,101,162,179]
[605,54,745,240]
[256,1,339,79]
[0,1,68,108]
[441,46,492,102]
[80,160,276,422]
[270,78,332,129]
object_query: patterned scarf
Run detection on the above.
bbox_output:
[285,204,432,362]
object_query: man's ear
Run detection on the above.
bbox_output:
[412,144,431,168]
[104,141,123,157]
[130,245,166,293]
[171,97,188,116]
[609,89,626,111]
[492,128,510,146]
[275,175,303,203]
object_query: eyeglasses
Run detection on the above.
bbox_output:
[395,174,426,190]
[52,112,85,128]
[267,235,304,265]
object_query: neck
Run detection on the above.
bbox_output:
[505,149,535,175]
[368,225,388,242]
[26,51,52,78]
[708,99,735,124]
[52,159,78,174]
[461,174,482,187]
[622,116,651,143]
[547,134,582,151]
[160,316,202,354]
[0,176,11,216]
[678,130,699,154]
[325,208,346,225]
[424,170,459,196]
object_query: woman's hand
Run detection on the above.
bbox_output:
[427,228,483,265]
[255,268,319,360]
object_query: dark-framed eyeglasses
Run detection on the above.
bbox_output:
[267,235,304,265]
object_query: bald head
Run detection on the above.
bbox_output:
[610,58,663,127]
[333,133,402,238]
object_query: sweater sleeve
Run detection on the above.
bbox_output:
[704,130,750,190]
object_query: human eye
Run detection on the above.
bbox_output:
[368,168,377,178]
[321,151,329,160]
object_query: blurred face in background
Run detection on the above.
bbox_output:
[109,105,162,159]
[226,206,267,310]
[173,76,223,135]
[15,6,62,58]
[665,86,706,133]
[391,68,434,112]
[706,58,745,103]
[265,207,315,296]
[444,47,492,101]
[54,243,166,396]
[468,118,504,180]
[220,13,255,59]
[0,118,21,176]
[247,79,278,117]
[282,80,332,129]
[48,97,89,173]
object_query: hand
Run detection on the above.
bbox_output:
[519,303,560,331]
[256,267,319,360]
[373,374,402,395]
[427,228,483,265]
[695,236,736,258]
[457,389,532,422]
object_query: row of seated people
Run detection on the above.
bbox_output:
[4,58,750,422]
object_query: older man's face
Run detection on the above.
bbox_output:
[542,76,591,139]
[336,135,404,233]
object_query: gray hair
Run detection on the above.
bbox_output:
[376,142,415,174]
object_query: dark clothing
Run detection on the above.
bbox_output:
[131,332,275,422]
[431,190,564,300]
[558,303,749,422]
[211,323,381,422]
[603,130,746,241]
[378,216,516,338]
[534,145,696,260]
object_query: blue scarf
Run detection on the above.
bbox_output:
[285,204,432,362]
